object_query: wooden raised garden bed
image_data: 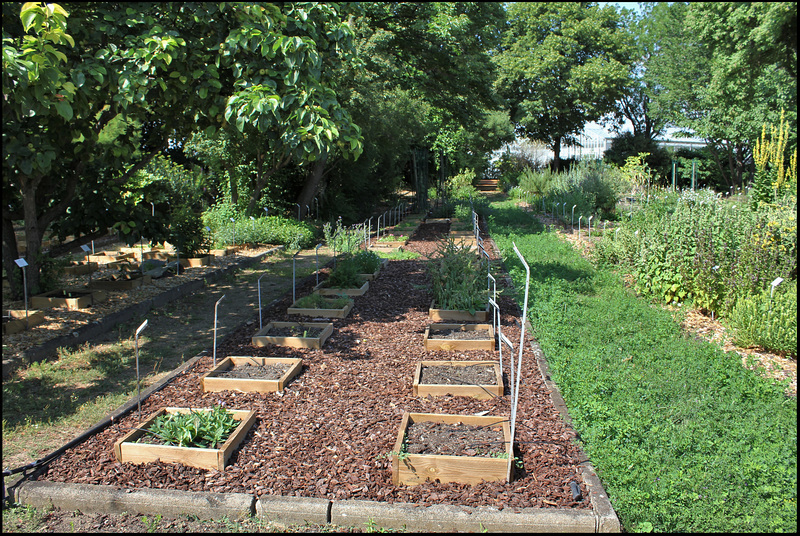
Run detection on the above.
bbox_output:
[413,360,503,400]
[313,279,369,297]
[179,255,213,268]
[31,289,107,310]
[423,323,495,351]
[64,262,98,275]
[88,273,152,291]
[202,356,303,393]
[210,248,233,257]
[287,295,354,319]
[251,321,334,349]
[391,412,513,486]
[3,309,47,335]
[113,407,257,471]
[428,300,489,322]
[87,252,133,264]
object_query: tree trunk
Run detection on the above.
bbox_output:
[297,152,329,220]
[246,152,291,216]
[551,136,562,172]
[20,176,44,295]
[2,209,22,299]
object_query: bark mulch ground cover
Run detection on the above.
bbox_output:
[39,221,591,511]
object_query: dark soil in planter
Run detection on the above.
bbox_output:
[215,362,291,380]
[405,420,505,456]
[40,219,592,511]
[430,328,493,340]
[266,325,325,338]
[420,364,497,385]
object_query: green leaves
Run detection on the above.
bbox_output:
[144,406,238,449]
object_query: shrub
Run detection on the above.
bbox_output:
[326,257,364,289]
[170,204,209,257]
[426,237,485,313]
[728,279,797,357]
[349,250,382,274]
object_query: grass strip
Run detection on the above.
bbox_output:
[488,199,797,533]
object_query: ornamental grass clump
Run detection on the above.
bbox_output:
[141,405,238,449]
[427,237,485,313]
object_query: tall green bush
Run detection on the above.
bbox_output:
[728,279,797,356]
[426,237,485,312]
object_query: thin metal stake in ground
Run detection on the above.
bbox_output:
[510,242,531,448]
[134,318,148,421]
[257,273,267,331]
[213,294,225,367]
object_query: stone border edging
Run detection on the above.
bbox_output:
[2,247,285,380]
[13,481,608,532]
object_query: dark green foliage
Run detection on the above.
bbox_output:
[169,204,209,257]
[603,132,672,182]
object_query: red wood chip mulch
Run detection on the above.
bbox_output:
[40,221,592,511]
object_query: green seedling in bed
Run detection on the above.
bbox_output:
[139,405,238,449]
[378,234,408,243]
[293,293,352,310]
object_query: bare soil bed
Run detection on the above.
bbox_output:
[428,327,493,340]
[37,220,591,510]
[419,364,497,386]
[215,362,292,380]
[404,420,505,457]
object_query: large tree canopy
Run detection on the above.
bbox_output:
[494,2,634,171]
[2,1,362,296]
[644,1,797,187]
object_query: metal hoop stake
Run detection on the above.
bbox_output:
[213,295,225,366]
[510,242,531,444]
[257,273,267,331]
[134,319,148,420]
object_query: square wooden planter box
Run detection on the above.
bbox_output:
[179,255,213,268]
[87,252,131,264]
[89,274,152,291]
[369,244,403,254]
[64,262,98,275]
[428,300,489,322]
[141,250,174,261]
[251,321,334,349]
[31,289,107,310]
[202,356,303,393]
[113,407,257,471]
[210,248,232,257]
[423,323,495,351]
[3,309,47,335]
[313,280,369,297]
[287,297,354,319]
[413,360,503,400]
[391,412,513,486]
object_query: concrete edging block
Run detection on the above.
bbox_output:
[329,499,597,533]
[256,494,331,526]
[16,481,254,520]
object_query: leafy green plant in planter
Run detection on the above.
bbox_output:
[325,257,364,289]
[427,237,485,313]
[350,250,382,274]
[142,405,239,448]
[139,405,238,449]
